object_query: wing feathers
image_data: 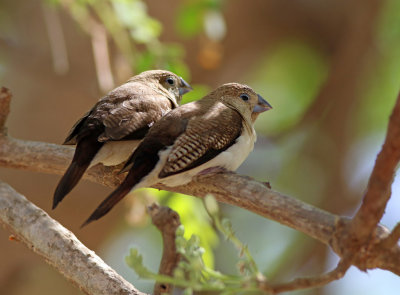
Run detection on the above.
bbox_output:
[159,106,243,177]
[63,111,91,145]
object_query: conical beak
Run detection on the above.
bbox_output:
[253,94,272,113]
[179,77,193,95]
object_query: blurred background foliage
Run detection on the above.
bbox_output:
[0,0,399,294]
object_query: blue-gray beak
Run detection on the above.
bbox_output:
[253,94,272,113]
[179,77,193,95]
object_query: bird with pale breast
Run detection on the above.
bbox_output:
[82,82,272,226]
[53,70,192,209]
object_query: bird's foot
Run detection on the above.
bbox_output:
[262,181,272,189]
[197,166,227,176]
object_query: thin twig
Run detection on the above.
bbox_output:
[0,87,11,130]
[269,259,351,294]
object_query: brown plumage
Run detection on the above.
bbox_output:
[53,70,192,209]
[82,83,272,226]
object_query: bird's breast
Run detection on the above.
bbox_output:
[220,127,256,171]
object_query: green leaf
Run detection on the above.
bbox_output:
[130,19,162,43]
[167,195,218,268]
[176,2,206,37]
[125,203,265,293]
[125,248,155,279]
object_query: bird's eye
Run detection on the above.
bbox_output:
[166,77,175,85]
[240,93,249,101]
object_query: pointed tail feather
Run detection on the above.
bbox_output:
[81,173,136,227]
[81,153,160,227]
[53,162,88,209]
[53,138,103,209]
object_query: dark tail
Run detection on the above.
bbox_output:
[81,176,134,227]
[82,152,160,227]
[53,138,103,209]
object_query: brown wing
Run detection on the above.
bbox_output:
[98,96,170,142]
[63,110,92,145]
[159,104,243,178]
[64,81,173,144]
[96,82,173,141]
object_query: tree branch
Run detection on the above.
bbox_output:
[148,204,181,295]
[0,135,337,243]
[348,93,400,245]
[0,181,147,295]
[269,259,351,294]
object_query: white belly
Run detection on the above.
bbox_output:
[136,127,256,189]
[90,140,140,167]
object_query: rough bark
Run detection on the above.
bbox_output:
[148,204,181,295]
[0,181,147,295]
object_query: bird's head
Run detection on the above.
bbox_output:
[129,70,192,108]
[213,83,272,123]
